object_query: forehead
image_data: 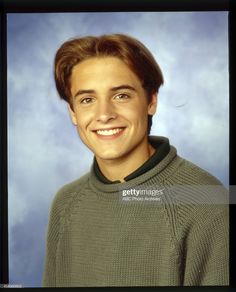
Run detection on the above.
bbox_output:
[70,57,141,89]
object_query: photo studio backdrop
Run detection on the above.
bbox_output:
[7,12,229,287]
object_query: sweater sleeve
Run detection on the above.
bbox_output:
[42,174,89,287]
[42,190,65,287]
[182,204,229,286]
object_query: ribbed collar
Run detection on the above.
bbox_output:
[88,136,180,200]
[93,136,171,184]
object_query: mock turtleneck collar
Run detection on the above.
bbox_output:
[93,136,171,184]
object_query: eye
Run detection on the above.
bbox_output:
[114,93,130,101]
[80,97,94,104]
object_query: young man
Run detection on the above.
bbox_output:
[43,34,229,287]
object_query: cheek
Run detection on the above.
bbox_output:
[124,107,149,129]
[125,101,149,119]
[124,95,147,110]
[75,111,92,129]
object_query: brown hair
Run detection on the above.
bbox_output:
[54,34,164,134]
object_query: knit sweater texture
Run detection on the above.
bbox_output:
[43,137,229,287]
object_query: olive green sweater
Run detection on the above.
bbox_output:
[43,138,229,287]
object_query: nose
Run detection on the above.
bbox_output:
[95,100,117,123]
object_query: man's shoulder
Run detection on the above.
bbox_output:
[169,156,228,209]
[50,172,90,213]
[177,156,224,186]
[57,172,90,195]
[166,156,228,243]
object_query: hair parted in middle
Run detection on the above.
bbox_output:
[54,33,164,134]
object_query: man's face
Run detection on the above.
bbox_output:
[69,57,157,162]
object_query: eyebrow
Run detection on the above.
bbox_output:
[110,85,137,92]
[74,89,95,98]
[73,84,136,98]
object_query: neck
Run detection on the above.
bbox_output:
[96,140,155,182]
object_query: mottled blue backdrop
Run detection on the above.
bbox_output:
[7,12,229,287]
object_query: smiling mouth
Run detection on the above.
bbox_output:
[93,127,125,137]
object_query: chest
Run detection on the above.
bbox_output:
[55,201,181,286]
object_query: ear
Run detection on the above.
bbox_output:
[68,104,78,125]
[148,92,158,116]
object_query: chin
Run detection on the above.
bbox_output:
[96,154,121,161]
[95,150,126,161]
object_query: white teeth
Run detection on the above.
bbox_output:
[96,128,123,136]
